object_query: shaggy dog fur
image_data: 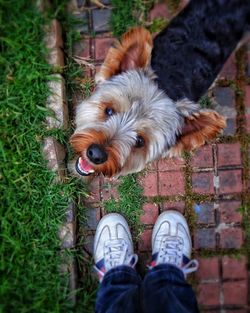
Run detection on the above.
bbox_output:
[70,0,250,178]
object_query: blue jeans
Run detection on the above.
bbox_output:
[95,264,199,313]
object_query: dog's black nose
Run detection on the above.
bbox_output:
[87,144,108,164]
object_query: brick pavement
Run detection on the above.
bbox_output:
[68,1,249,311]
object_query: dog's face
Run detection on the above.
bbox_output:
[70,27,226,178]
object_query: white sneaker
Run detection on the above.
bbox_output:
[93,213,138,282]
[151,210,198,277]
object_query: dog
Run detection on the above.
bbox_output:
[70,0,250,178]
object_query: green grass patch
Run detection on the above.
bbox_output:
[0,0,88,311]
[110,0,153,37]
[104,174,145,238]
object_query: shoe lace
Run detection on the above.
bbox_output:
[155,236,198,276]
[94,238,138,281]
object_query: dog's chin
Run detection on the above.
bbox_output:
[75,156,95,176]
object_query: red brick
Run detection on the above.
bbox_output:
[84,207,101,230]
[94,37,115,61]
[223,117,237,136]
[219,200,242,223]
[140,203,159,225]
[223,281,248,305]
[158,171,185,196]
[196,257,219,281]
[194,202,215,224]
[192,172,214,195]
[218,169,242,194]
[219,227,244,249]
[198,283,220,306]
[149,3,171,21]
[161,201,185,214]
[194,228,216,249]
[213,87,235,108]
[101,178,120,201]
[219,53,237,80]
[191,145,213,168]
[138,172,158,197]
[246,113,250,134]
[158,157,185,171]
[222,255,247,280]
[146,160,158,171]
[74,39,91,59]
[217,143,242,167]
[138,229,152,252]
[244,85,250,110]
[86,176,101,203]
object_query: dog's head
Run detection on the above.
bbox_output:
[70,27,226,178]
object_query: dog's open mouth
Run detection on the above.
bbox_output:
[75,156,95,176]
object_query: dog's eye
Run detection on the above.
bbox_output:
[105,107,114,116]
[135,135,145,148]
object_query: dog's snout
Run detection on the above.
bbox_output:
[87,144,108,164]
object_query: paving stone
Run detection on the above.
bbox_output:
[194,202,215,224]
[101,179,120,201]
[138,229,152,252]
[59,222,76,249]
[100,0,111,4]
[84,207,101,230]
[46,74,68,128]
[83,233,94,254]
[73,38,91,59]
[219,227,244,249]
[140,203,159,225]
[192,172,214,195]
[138,172,158,197]
[198,282,221,306]
[218,53,237,80]
[196,257,219,281]
[244,85,250,111]
[43,137,66,181]
[246,113,250,134]
[45,19,63,49]
[219,200,242,224]
[158,157,185,171]
[47,47,65,68]
[65,203,76,223]
[223,117,237,136]
[86,176,101,203]
[146,160,158,171]
[223,281,248,305]
[161,201,185,214]
[149,3,171,21]
[92,9,111,33]
[190,145,213,168]
[213,87,235,108]
[194,228,216,249]
[218,169,242,194]
[217,143,242,167]
[94,37,115,60]
[159,171,185,196]
[74,12,89,34]
[222,255,247,280]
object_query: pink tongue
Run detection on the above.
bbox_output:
[79,157,94,172]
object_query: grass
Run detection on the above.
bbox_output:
[0,0,87,311]
[104,174,145,239]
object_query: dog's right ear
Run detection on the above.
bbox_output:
[95,27,153,84]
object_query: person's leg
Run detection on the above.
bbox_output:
[141,210,199,313]
[93,213,141,313]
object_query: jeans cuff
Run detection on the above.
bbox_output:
[102,265,141,285]
[147,263,185,280]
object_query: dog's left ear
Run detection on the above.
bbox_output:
[95,27,153,84]
[169,100,226,157]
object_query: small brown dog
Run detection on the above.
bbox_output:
[70,27,226,178]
